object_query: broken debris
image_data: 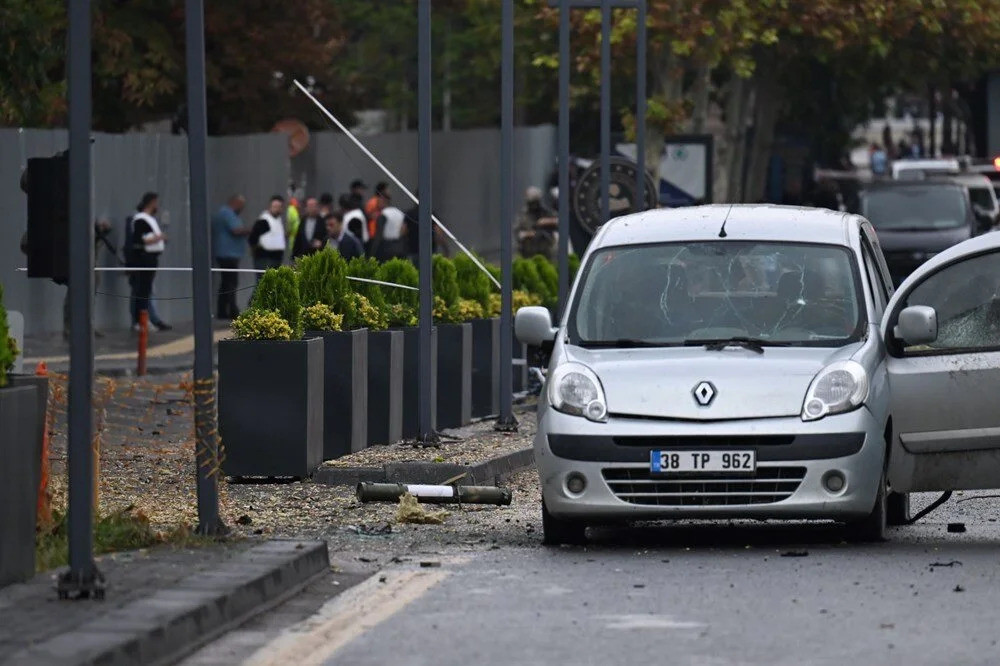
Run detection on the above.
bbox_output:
[396,492,450,525]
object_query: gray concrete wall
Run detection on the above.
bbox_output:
[0,129,288,334]
[292,125,557,260]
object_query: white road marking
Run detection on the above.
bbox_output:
[597,614,707,630]
[246,568,448,666]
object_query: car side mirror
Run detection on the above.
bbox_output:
[515,306,557,347]
[894,305,937,346]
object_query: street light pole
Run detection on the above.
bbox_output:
[635,0,647,211]
[417,0,436,442]
[557,0,571,316]
[59,0,103,599]
[497,0,518,432]
[185,0,223,534]
[600,0,612,226]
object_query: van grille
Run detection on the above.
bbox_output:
[602,466,807,506]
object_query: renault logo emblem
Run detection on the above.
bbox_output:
[693,381,716,406]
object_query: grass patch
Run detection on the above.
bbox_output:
[35,506,215,572]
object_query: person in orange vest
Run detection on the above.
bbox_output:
[365,182,391,242]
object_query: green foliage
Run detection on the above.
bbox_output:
[513,289,543,313]
[250,266,301,338]
[377,258,420,309]
[231,309,294,341]
[346,256,387,311]
[531,255,559,308]
[453,298,485,322]
[454,254,492,313]
[346,293,389,331]
[433,295,460,324]
[0,283,14,388]
[296,247,351,315]
[568,253,581,281]
[513,257,552,306]
[301,303,343,332]
[385,303,419,328]
[36,506,163,573]
[432,255,460,307]
[488,293,501,318]
[485,262,501,288]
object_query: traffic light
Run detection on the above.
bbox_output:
[23,152,70,284]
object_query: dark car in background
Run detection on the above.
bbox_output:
[859,180,988,285]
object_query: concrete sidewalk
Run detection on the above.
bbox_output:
[20,321,232,376]
[0,540,329,666]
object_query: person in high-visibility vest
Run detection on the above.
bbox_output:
[285,196,301,261]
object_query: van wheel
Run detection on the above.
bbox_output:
[845,472,887,543]
[542,500,587,546]
[887,491,911,526]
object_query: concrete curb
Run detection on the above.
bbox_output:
[10,540,329,666]
[313,447,535,487]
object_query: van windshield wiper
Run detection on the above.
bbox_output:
[576,339,680,349]
[684,337,789,354]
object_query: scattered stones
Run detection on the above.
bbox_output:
[236,515,253,526]
[954,585,966,593]
[947,523,967,533]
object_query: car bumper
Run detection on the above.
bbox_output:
[536,408,885,522]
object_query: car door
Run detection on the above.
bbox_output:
[882,233,1000,492]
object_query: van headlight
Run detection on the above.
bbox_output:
[548,363,608,422]
[801,360,868,421]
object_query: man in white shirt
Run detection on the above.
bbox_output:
[127,192,172,331]
[248,195,287,280]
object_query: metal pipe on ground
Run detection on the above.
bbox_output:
[357,482,513,506]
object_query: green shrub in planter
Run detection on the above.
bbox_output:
[532,255,558,308]
[297,247,352,316]
[432,255,460,309]
[485,262,501,288]
[250,267,302,338]
[301,303,343,332]
[513,257,551,307]
[349,293,388,330]
[433,295,460,324]
[230,309,294,341]
[453,298,485,322]
[385,303,418,328]
[454,254,492,313]
[0,283,14,388]
[378,258,419,309]
[347,256,387,311]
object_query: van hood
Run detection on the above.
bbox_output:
[561,344,863,421]
[875,225,972,253]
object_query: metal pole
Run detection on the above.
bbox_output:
[417,0,435,442]
[557,0,570,316]
[185,0,222,534]
[635,0,646,211]
[600,0,611,225]
[496,0,517,431]
[60,0,101,598]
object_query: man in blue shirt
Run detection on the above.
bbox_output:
[211,194,248,319]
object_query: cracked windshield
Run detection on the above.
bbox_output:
[571,242,862,346]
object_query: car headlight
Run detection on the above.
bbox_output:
[801,360,868,422]
[548,363,608,422]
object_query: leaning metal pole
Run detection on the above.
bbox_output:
[496,0,518,432]
[557,0,570,316]
[185,0,223,534]
[635,0,647,212]
[417,0,436,443]
[600,0,612,226]
[59,0,102,598]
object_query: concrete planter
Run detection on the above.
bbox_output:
[218,338,323,478]
[470,318,500,418]
[305,329,368,460]
[367,330,403,447]
[436,323,472,429]
[396,326,437,439]
[0,383,41,588]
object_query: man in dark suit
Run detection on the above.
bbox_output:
[291,196,327,259]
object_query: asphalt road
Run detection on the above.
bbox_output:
[185,490,1000,666]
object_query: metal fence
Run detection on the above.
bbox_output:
[1,125,556,334]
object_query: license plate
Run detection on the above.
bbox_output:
[650,450,756,473]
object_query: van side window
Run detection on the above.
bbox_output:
[860,240,888,313]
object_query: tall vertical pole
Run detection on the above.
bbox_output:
[496,0,517,431]
[186,0,222,534]
[61,0,100,596]
[635,0,646,211]
[417,0,435,441]
[557,0,570,316]
[600,0,612,225]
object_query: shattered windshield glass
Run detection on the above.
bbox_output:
[570,241,864,347]
[861,186,968,230]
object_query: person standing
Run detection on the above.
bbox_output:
[340,193,369,251]
[325,210,364,259]
[291,196,327,259]
[365,182,390,242]
[248,195,287,280]
[127,192,170,331]
[349,179,368,210]
[516,186,558,260]
[211,194,248,319]
[371,204,409,262]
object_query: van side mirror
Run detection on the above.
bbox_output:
[515,306,557,347]
[894,305,937,346]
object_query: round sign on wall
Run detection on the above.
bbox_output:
[572,156,658,234]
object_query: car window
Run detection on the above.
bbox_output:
[569,241,864,347]
[903,251,1000,353]
[860,240,887,314]
[968,186,995,211]
[861,186,968,231]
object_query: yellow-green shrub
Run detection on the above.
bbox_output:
[231,309,294,341]
[301,303,343,332]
